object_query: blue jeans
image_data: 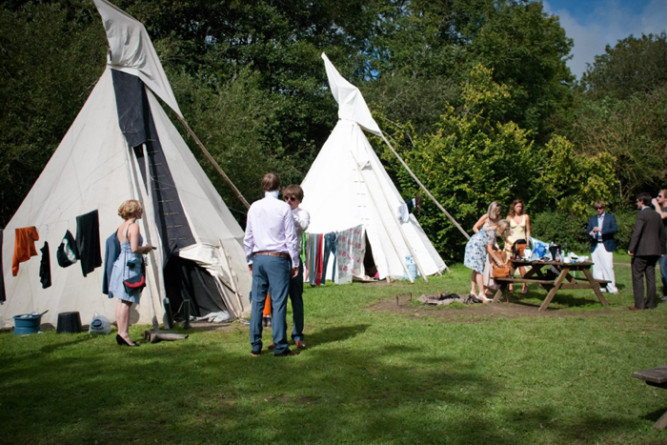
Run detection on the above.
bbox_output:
[321,232,337,284]
[289,260,304,341]
[660,240,667,296]
[249,255,290,355]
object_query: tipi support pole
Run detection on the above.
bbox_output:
[380,134,470,241]
[176,115,250,210]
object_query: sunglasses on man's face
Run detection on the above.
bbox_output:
[285,196,297,202]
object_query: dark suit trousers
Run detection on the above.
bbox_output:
[631,256,659,308]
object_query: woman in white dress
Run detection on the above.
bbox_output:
[505,199,531,293]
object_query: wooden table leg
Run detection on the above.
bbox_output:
[538,268,569,311]
[492,285,505,303]
[581,267,609,306]
[654,410,667,430]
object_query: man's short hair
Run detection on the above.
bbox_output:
[261,173,281,192]
[637,192,652,206]
[283,184,304,201]
[594,201,605,210]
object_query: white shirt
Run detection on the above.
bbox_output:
[291,206,310,249]
[243,191,299,268]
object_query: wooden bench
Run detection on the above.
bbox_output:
[494,277,554,285]
[632,366,667,429]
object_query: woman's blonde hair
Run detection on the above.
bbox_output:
[495,219,510,239]
[487,201,502,223]
[118,200,143,219]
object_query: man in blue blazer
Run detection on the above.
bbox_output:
[587,201,618,294]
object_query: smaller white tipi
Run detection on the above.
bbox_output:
[0,0,250,329]
[300,54,446,283]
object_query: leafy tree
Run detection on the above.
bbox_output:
[469,0,575,142]
[384,65,535,260]
[580,33,667,100]
[167,66,283,218]
[0,0,105,226]
[120,0,385,179]
[568,34,667,204]
[567,87,667,203]
[531,135,617,217]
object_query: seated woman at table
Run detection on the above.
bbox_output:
[505,199,531,293]
[465,203,508,301]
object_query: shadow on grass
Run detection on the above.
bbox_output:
[641,406,667,423]
[507,290,609,310]
[0,318,657,444]
[306,323,370,346]
[39,334,94,353]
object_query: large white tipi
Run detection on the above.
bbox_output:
[0,0,250,329]
[300,54,446,283]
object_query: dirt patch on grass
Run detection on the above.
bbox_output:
[369,293,615,322]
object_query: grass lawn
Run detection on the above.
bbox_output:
[1,254,666,444]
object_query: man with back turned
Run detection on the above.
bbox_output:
[244,173,300,356]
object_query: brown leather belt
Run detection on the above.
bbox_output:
[254,250,290,260]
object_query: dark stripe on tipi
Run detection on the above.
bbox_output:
[111,69,195,262]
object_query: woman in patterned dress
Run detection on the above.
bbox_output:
[464,202,508,301]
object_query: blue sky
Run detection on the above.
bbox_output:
[539,0,667,79]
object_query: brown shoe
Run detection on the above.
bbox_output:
[268,342,276,349]
[628,306,643,311]
[294,340,307,350]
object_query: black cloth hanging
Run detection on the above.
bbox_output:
[76,210,102,277]
[39,241,52,289]
[57,230,78,268]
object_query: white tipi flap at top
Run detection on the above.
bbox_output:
[93,0,183,118]
[321,53,382,136]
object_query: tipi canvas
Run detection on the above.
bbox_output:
[0,0,250,329]
[300,54,446,283]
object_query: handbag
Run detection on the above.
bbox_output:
[492,263,511,278]
[122,258,146,293]
[123,274,146,293]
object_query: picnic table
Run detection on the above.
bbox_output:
[632,366,667,429]
[491,259,610,311]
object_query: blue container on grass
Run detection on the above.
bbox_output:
[13,313,41,335]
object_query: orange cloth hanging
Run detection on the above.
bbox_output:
[12,226,39,276]
[263,293,271,317]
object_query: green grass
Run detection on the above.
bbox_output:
[1,256,666,444]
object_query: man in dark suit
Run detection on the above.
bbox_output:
[628,192,667,310]
[587,201,618,293]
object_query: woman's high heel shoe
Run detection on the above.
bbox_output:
[477,293,493,303]
[116,334,139,347]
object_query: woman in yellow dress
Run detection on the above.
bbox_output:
[505,199,531,293]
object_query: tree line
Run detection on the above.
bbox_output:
[1,0,665,260]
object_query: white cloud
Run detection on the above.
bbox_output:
[543,0,667,79]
